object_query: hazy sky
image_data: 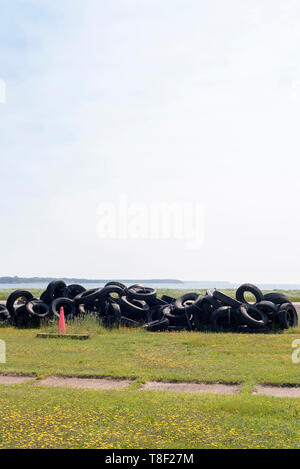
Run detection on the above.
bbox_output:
[1,0,300,283]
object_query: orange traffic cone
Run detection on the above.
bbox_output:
[58,306,66,334]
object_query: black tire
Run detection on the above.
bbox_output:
[213,290,241,308]
[51,298,76,319]
[236,304,268,328]
[14,305,30,327]
[128,284,145,289]
[174,293,202,314]
[74,288,102,305]
[44,280,67,303]
[143,317,169,332]
[40,290,50,304]
[210,306,241,332]
[161,295,176,304]
[64,284,86,299]
[105,281,128,294]
[119,296,148,314]
[101,302,122,328]
[255,301,278,326]
[6,290,34,318]
[109,302,122,322]
[98,285,125,301]
[202,294,221,312]
[120,317,142,328]
[192,299,214,330]
[276,303,298,329]
[236,283,264,304]
[152,297,168,306]
[26,300,49,318]
[148,304,165,322]
[0,305,10,321]
[14,305,40,328]
[263,292,292,306]
[127,286,157,304]
[164,306,189,327]
[77,303,89,316]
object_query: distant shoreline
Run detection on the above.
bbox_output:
[0,277,300,290]
[0,277,184,285]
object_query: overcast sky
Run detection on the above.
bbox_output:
[1,0,300,283]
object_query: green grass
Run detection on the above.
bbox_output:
[0,383,298,449]
[1,288,300,301]
[0,317,299,385]
[0,288,299,449]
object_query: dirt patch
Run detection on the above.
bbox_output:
[0,375,34,385]
[140,381,240,394]
[38,376,131,390]
[253,385,300,398]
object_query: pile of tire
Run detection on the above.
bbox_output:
[0,281,298,333]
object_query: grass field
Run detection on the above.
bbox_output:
[1,287,300,301]
[0,289,299,449]
[0,384,298,449]
[0,318,299,385]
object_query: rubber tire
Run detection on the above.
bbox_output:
[213,290,241,308]
[74,288,102,305]
[276,303,298,329]
[98,285,125,301]
[236,304,268,328]
[236,284,264,304]
[51,298,76,318]
[64,284,86,299]
[6,290,34,318]
[143,317,169,332]
[104,282,128,294]
[0,305,10,321]
[263,292,292,306]
[120,317,142,328]
[255,301,278,326]
[127,286,157,304]
[119,296,148,314]
[174,293,202,314]
[44,280,67,303]
[161,295,176,304]
[14,305,40,328]
[164,306,189,327]
[210,306,241,332]
[26,300,49,318]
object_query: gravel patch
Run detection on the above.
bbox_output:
[37,376,131,390]
[0,375,34,385]
[253,385,300,398]
[140,381,241,394]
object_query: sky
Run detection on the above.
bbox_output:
[1,0,300,283]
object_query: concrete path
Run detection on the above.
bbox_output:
[38,376,131,390]
[140,381,240,394]
[0,374,299,398]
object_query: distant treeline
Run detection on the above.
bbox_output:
[0,276,183,284]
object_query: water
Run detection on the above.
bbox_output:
[0,281,299,291]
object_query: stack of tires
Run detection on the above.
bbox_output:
[190,284,298,333]
[1,281,298,333]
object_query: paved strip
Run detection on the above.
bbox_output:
[253,385,300,398]
[140,381,241,394]
[37,376,131,390]
[0,374,299,397]
[0,375,34,385]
